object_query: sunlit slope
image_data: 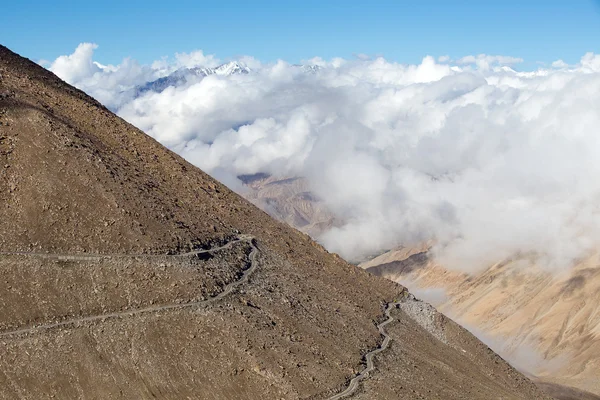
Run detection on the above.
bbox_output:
[363,248,600,395]
[0,44,551,399]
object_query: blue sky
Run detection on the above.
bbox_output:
[2,0,599,68]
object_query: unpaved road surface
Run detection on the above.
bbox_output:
[328,301,402,399]
[0,236,257,338]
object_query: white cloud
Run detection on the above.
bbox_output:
[354,53,372,61]
[50,43,102,84]
[456,54,524,71]
[174,50,220,69]
[551,59,569,69]
[49,45,600,273]
[48,44,225,110]
[580,52,600,72]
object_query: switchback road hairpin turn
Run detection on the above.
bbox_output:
[328,301,402,400]
[0,235,258,338]
[1,234,402,400]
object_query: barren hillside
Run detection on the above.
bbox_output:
[0,45,550,399]
[362,247,600,397]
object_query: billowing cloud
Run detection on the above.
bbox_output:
[174,50,221,69]
[456,54,524,71]
[50,43,102,84]
[551,59,569,69]
[48,44,228,109]
[49,44,600,273]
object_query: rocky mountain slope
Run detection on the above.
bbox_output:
[0,44,551,399]
[362,246,600,398]
[235,171,600,398]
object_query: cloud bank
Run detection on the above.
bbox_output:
[50,44,600,272]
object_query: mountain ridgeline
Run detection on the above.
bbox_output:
[0,45,551,399]
[134,61,251,96]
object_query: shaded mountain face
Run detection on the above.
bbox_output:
[0,45,551,399]
[362,247,600,397]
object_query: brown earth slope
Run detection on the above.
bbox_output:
[0,45,550,399]
[362,247,600,398]
[241,174,336,239]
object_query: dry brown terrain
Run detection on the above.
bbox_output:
[0,44,551,399]
[362,246,600,398]
[242,174,336,239]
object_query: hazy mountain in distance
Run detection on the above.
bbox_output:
[240,174,337,239]
[132,62,322,98]
[134,60,251,96]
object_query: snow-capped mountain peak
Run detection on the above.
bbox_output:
[213,61,251,75]
[133,61,250,97]
[133,61,325,98]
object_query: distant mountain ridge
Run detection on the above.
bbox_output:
[134,61,251,96]
[132,62,325,97]
[240,174,337,239]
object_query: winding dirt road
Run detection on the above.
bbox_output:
[1,235,401,400]
[328,301,402,400]
[0,236,251,260]
[0,236,258,338]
